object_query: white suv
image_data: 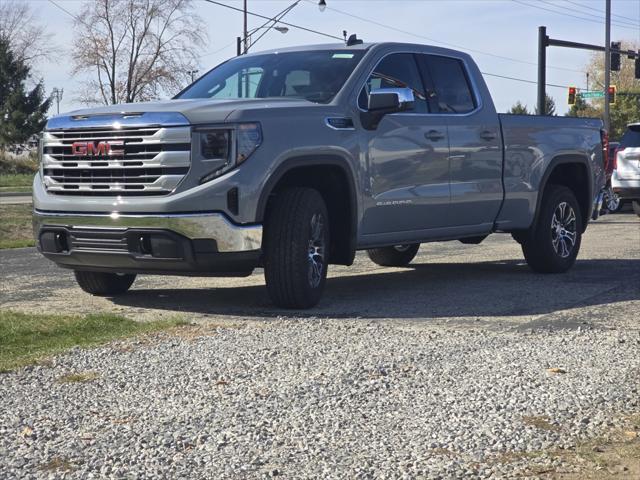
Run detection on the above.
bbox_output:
[612,123,640,217]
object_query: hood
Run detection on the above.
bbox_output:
[48,97,319,129]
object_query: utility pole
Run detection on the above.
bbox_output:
[51,88,63,116]
[243,0,248,54]
[604,0,611,133]
[586,72,589,92]
[537,26,547,115]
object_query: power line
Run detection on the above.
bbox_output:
[47,0,576,94]
[540,0,639,28]
[201,0,343,41]
[512,0,640,31]
[304,0,585,74]
[561,0,640,25]
[482,72,569,89]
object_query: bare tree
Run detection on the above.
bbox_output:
[0,0,57,67]
[72,0,207,105]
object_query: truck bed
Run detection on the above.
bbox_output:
[495,114,605,231]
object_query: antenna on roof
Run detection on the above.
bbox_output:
[346,34,363,46]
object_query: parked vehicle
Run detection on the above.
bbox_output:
[33,42,607,308]
[611,123,640,217]
[603,141,624,213]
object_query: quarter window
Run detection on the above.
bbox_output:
[358,53,428,113]
[423,55,476,113]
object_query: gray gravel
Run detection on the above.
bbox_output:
[1,321,639,479]
[1,214,639,479]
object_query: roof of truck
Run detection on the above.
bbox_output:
[248,41,466,57]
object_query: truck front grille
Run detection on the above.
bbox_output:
[41,126,191,195]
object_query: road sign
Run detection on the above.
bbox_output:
[580,91,605,99]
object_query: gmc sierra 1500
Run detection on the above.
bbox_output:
[34,42,607,308]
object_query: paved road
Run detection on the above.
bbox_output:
[1,213,638,329]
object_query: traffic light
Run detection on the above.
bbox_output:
[608,85,616,104]
[568,86,577,105]
[610,42,621,71]
[636,55,640,80]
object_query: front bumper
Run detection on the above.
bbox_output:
[33,210,263,276]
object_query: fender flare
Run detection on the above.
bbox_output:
[256,154,359,262]
[533,153,593,231]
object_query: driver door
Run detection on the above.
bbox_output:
[359,53,451,236]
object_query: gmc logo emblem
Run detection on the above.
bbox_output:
[71,141,125,156]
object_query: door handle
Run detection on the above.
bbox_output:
[425,130,445,141]
[480,130,497,141]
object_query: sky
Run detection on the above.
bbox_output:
[26,0,640,116]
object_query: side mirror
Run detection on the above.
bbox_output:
[368,88,415,112]
[362,88,415,130]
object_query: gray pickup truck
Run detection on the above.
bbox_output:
[34,42,607,308]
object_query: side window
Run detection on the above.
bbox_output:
[358,53,428,113]
[209,67,264,99]
[424,55,476,113]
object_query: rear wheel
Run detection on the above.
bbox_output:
[632,200,640,217]
[604,188,623,213]
[264,187,330,309]
[74,271,136,296]
[367,244,420,267]
[521,185,582,273]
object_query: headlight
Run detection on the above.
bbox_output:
[236,123,262,165]
[195,123,262,184]
[201,130,230,160]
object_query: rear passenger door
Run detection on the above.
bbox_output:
[420,54,503,228]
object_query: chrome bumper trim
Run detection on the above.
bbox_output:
[33,210,262,252]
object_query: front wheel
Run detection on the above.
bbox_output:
[521,185,582,273]
[74,271,136,296]
[264,187,330,309]
[367,244,420,267]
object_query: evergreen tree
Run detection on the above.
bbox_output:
[534,94,557,116]
[507,101,530,115]
[0,38,50,148]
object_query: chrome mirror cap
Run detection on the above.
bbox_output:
[368,87,415,112]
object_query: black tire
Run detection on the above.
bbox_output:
[367,244,420,267]
[632,200,640,218]
[521,185,582,273]
[263,187,330,309]
[74,271,136,296]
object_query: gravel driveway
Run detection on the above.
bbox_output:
[1,214,639,479]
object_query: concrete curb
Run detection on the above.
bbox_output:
[0,191,32,197]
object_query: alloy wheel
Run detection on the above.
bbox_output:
[307,213,326,288]
[551,201,577,258]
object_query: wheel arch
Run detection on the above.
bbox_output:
[535,154,593,233]
[257,155,358,266]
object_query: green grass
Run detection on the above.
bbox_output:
[0,173,34,188]
[0,204,35,249]
[0,185,32,193]
[0,310,186,372]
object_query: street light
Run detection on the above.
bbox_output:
[187,70,199,83]
[239,1,299,55]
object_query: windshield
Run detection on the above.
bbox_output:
[177,50,365,104]
[619,125,640,148]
